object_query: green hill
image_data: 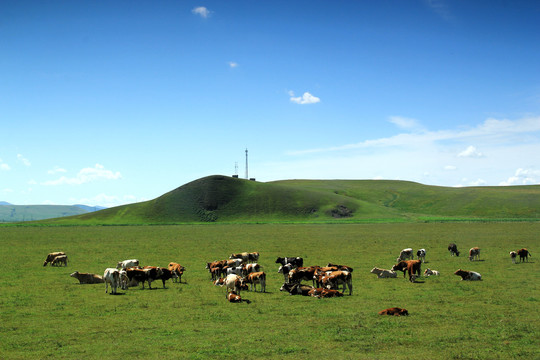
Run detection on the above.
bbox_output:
[34,175,540,225]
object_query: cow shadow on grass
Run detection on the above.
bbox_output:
[109,293,126,296]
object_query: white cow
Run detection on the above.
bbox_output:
[396,248,414,263]
[416,249,426,263]
[278,264,295,282]
[224,274,247,295]
[510,251,517,264]
[117,259,139,270]
[424,268,440,276]
[104,268,120,294]
[370,267,397,278]
[226,266,244,277]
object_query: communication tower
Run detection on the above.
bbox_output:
[245,148,249,179]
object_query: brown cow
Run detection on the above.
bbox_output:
[379,307,409,316]
[227,291,251,304]
[43,252,66,266]
[51,255,68,267]
[454,269,482,281]
[168,262,185,283]
[70,271,104,284]
[392,260,422,282]
[319,289,344,298]
[469,247,481,261]
[245,271,266,292]
[517,248,531,263]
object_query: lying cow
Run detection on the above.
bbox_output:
[392,260,422,282]
[454,269,482,281]
[275,257,303,268]
[245,271,266,292]
[104,268,120,294]
[51,255,68,267]
[117,259,139,270]
[448,243,460,256]
[469,247,481,261]
[70,271,104,284]
[379,307,409,316]
[423,268,440,276]
[280,283,313,296]
[517,248,531,263]
[227,291,251,304]
[43,252,66,266]
[370,267,397,278]
[319,289,344,298]
[396,248,414,263]
[510,251,517,264]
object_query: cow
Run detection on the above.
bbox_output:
[117,259,139,270]
[43,252,66,266]
[423,268,440,276]
[510,251,517,264]
[326,263,354,272]
[51,255,68,267]
[206,260,226,270]
[280,283,313,296]
[448,243,460,256]
[321,271,353,295]
[226,266,245,277]
[416,249,426,263]
[168,262,185,283]
[307,288,325,298]
[319,289,344,298]
[126,267,162,289]
[278,263,295,283]
[70,271,104,284]
[104,268,120,294]
[213,278,226,286]
[209,266,221,281]
[275,257,303,268]
[370,267,397,278]
[469,247,481,261]
[243,263,261,276]
[392,260,422,282]
[226,259,243,267]
[454,269,482,281]
[517,248,531,263]
[245,272,266,292]
[156,268,174,288]
[248,252,260,263]
[396,248,414,263]
[227,291,251,304]
[224,274,248,295]
[379,307,409,316]
[229,252,249,263]
[288,266,319,286]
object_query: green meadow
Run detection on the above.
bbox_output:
[1,223,538,359]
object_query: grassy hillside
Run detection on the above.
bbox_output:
[34,175,540,225]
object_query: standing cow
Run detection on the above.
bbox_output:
[517,248,531,263]
[469,247,481,261]
[104,268,120,294]
[448,243,460,256]
[43,252,66,266]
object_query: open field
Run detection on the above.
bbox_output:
[1,223,538,359]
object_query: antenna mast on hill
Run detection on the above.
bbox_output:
[245,148,249,179]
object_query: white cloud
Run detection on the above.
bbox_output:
[48,166,67,175]
[228,61,238,68]
[458,145,484,158]
[42,164,122,186]
[17,154,31,166]
[1,163,10,171]
[499,168,540,186]
[290,91,320,105]
[444,165,457,171]
[389,116,424,131]
[192,6,211,18]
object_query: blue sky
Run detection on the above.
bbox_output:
[1,1,539,207]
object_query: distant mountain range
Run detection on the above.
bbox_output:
[0,203,107,222]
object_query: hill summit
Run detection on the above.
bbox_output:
[43,175,540,224]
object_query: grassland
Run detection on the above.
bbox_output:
[1,223,538,359]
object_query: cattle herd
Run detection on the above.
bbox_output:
[43,244,532,315]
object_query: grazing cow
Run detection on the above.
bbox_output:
[416,249,426,263]
[379,307,409,316]
[248,252,260,263]
[126,267,162,289]
[448,243,460,256]
[43,252,66,266]
[321,271,353,295]
[243,263,261,276]
[229,252,249,263]
[103,268,120,294]
[168,262,185,283]
[454,269,482,281]
[227,291,251,304]
[517,248,531,263]
[224,274,248,295]
[370,267,397,278]
[245,272,266,292]
[280,283,313,296]
[275,257,303,268]
[288,266,319,286]
[392,260,422,282]
[326,263,354,272]
[423,268,440,276]
[117,259,139,270]
[278,263,295,283]
[396,248,414,263]
[510,251,517,264]
[469,247,481,261]
[226,266,245,277]
[51,255,68,267]
[70,271,104,284]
